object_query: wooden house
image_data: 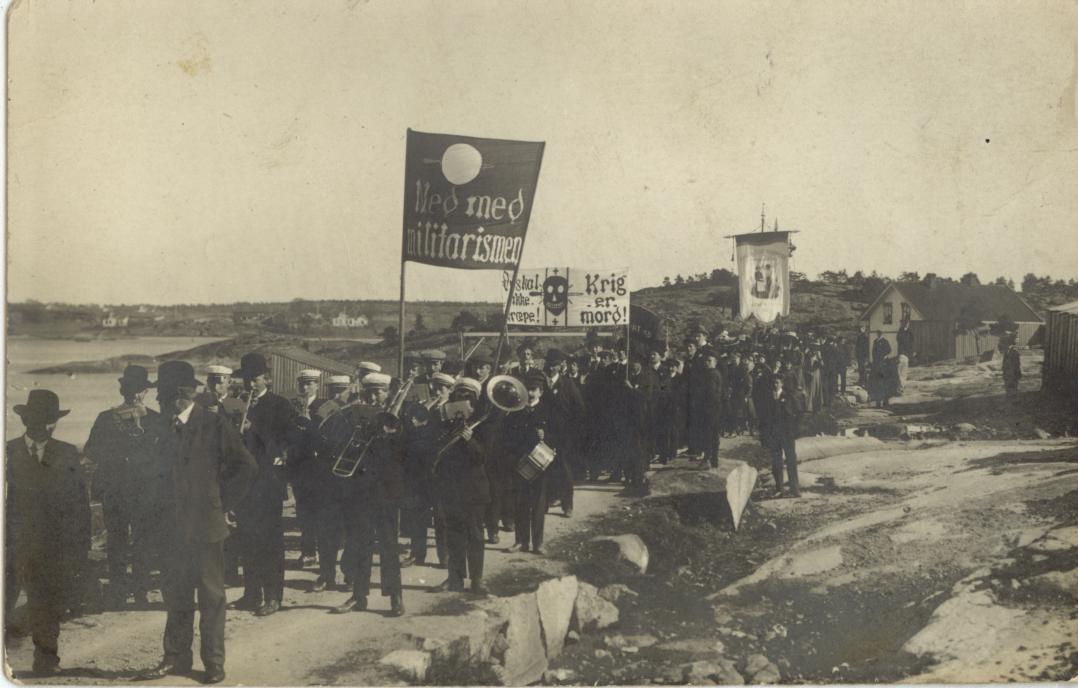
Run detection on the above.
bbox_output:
[860,279,1043,363]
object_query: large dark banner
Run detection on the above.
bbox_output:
[402,129,545,270]
[629,304,662,348]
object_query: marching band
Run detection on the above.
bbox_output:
[6,325,832,679]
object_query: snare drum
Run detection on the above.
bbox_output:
[516,441,556,481]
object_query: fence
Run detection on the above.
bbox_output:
[1043,302,1078,397]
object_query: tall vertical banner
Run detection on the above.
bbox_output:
[735,232,792,323]
[402,130,545,270]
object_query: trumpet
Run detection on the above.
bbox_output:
[331,372,414,479]
[423,394,447,412]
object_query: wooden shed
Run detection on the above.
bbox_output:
[860,280,1044,364]
[1042,300,1078,398]
[265,347,354,399]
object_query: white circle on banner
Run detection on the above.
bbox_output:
[441,143,483,185]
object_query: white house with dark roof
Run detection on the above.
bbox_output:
[860,278,1043,363]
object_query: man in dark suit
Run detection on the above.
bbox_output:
[6,390,90,676]
[231,352,299,617]
[139,361,256,684]
[83,365,163,608]
[325,373,405,615]
[142,362,257,682]
[699,347,725,469]
[307,374,352,592]
[431,378,494,593]
[541,349,584,518]
[686,326,711,457]
[896,320,914,360]
[758,375,805,498]
[288,369,326,571]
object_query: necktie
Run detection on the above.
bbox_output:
[33,444,43,464]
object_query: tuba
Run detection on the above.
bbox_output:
[436,375,527,458]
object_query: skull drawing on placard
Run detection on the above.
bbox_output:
[543,275,569,316]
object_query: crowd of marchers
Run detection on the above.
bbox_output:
[7,318,986,681]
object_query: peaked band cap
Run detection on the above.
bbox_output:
[453,377,482,397]
[361,372,392,389]
[431,372,455,387]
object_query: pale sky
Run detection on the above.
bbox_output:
[7,0,1078,305]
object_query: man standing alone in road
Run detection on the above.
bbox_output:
[141,361,256,684]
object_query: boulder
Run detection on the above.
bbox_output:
[574,581,620,631]
[954,422,977,434]
[598,583,639,603]
[743,654,781,682]
[682,659,744,685]
[543,668,577,684]
[398,611,503,664]
[536,576,578,659]
[1034,568,1078,595]
[1034,427,1052,439]
[591,534,649,574]
[500,593,547,686]
[378,649,431,681]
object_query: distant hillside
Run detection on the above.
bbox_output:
[30,281,874,373]
[633,278,870,343]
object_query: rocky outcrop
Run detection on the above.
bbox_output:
[383,574,623,686]
[536,575,578,659]
[590,534,650,574]
[573,581,620,631]
[378,649,432,682]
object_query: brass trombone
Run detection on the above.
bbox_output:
[330,373,415,479]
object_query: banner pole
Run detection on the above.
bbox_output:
[624,323,631,383]
[493,264,522,373]
[397,260,407,377]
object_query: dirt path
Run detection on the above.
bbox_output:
[5,484,628,684]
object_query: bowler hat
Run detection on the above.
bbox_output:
[157,361,201,393]
[544,348,566,367]
[14,389,69,423]
[235,352,270,380]
[469,351,492,367]
[118,365,155,392]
